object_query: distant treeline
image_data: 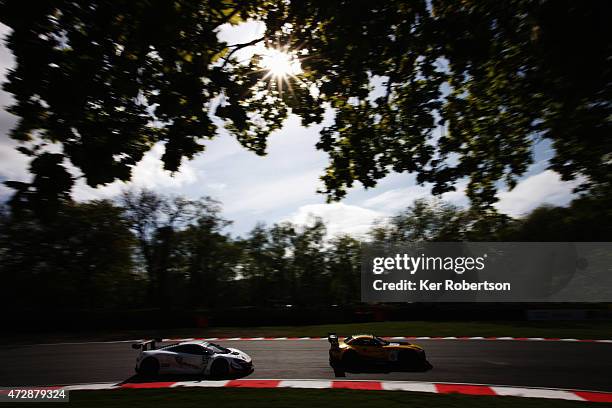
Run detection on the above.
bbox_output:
[1,189,611,312]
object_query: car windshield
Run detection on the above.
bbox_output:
[208,343,231,354]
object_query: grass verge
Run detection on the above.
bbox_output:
[5,320,612,345]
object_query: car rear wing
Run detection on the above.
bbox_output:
[328,333,339,349]
[131,338,162,351]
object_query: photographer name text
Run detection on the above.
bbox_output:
[372,279,511,292]
[371,253,511,292]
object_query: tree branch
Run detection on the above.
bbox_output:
[221,36,265,69]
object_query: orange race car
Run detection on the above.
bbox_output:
[328,333,432,376]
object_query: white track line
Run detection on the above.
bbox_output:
[13,336,612,346]
[34,379,612,403]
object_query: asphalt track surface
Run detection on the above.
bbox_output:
[1,340,611,392]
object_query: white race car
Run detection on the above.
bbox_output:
[133,339,253,377]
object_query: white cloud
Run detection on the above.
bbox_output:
[0,24,14,73]
[224,169,323,215]
[362,185,429,212]
[362,170,580,220]
[206,182,227,191]
[285,202,386,238]
[0,183,13,201]
[198,131,246,165]
[0,25,29,197]
[362,182,469,213]
[130,144,198,188]
[495,170,580,217]
[0,137,29,181]
[72,143,199,201]
[72,179,124,202]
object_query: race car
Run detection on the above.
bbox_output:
[132,339,253,377]
[328,333,432,375]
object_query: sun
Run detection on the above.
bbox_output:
[259,48,302,80]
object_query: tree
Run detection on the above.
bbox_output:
[290,218,327,305]
[327,235,361,305]
[120,188,228,306]
[278,0,611,208]
[0,200,138,311]
[238,223,273,306]
[2,1,609,210]
[177,207,237,308]
[239,219,329,306]
[238,222,297,306]
[0,0,316,202]
[370,198,473,242]
[500,191,612,241]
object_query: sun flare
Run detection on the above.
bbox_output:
[259,48,302,80]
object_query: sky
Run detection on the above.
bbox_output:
[0,21,582,238]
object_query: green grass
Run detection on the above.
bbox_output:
[5,320,612,345]
[25,388,610,408]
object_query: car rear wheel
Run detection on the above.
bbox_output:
[139,357,160,376]
[341,350,359,366]
[210,359,229,378]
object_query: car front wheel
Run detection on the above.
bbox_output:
[399,350,425,366]
[210,359,229,378]
[139,357,160,377]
